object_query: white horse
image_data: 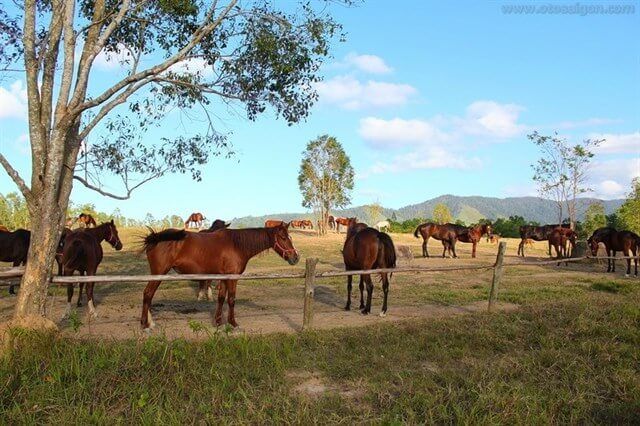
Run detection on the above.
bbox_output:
[374,220,390,232]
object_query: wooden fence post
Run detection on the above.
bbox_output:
[488,241,507,312]
[302,257,318,331]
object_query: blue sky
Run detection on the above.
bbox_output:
[1,1,638,221]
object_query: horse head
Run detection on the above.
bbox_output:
[272,223,299,265]
[104,220,123,251]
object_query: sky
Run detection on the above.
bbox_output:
[0,1,639,221]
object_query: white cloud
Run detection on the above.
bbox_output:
[344,53,392,74]
[315,75,416,110]
[167,57,214,78]
[0,81,28,120]
[94,44,134,70]
[590,157,640,199]
[358,117,450,148]
[590,131,640,154]
[462,101,526,138]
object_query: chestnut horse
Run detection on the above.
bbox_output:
[0,228,30,295]
[60,221,123,317]
[301,219,313,229]
[548,228,577,266]
[441,224,492,258]
[184,212,205,229]
[290,220,304,229]
[335,217,354,233]
[588,227,639,277]
[77,213,97,228]
[414,223,461,258]
[140,223,299,330]
[265,219,285,228]
[343,219,396,316]
[518,224,570,257]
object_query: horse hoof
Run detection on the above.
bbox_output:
[360,309,369,315]
[625,274,630,278]
[143,327,152,335]
[344,305,351,311]
[379,311,387,318]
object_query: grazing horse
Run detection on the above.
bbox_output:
[77,213,97,228]
[375,220,390,232]
[265,219,285,228]
[301,219,313,229]
[413,223,460,258]
[199,219,231,234]
[335,217,354,233]
[289,220,304,229]
[140,223,299,330]
[343,220,396,316]
[441,223,492,259]
[588,227,639,277]
[517,224,570,257]
[61,221,123,317]
[328,215,336,230]
[548,228,577,266]
[0,229,30,295]
[184,212,206,229]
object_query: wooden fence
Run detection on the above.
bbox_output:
[1,242,639,330]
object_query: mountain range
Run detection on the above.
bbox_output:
[230,195,624,227]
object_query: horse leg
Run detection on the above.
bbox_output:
[380,272,389,317]
[86,281,97,319]
[611,251,616,273]
[65,283,74,317]
[518,239,525,257]
[215,281,228,326]
[77,282,84,307]
[226,280,238,328]
[141,280,162,330]
[345,274,352,311]
[624,248,631,277]
[472,241,477,259]
[450,240,458,259]
[605,248,612,272]
[361,274,373,315]
[197,280,208,301]
[441,240,448,258]
[358,276,365,311]
[9,261,20,295]
[423,237,429,258]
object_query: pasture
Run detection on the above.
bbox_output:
[1,229,639,423]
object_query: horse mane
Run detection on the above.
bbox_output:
[227,228,273,255]
[142,228,187,252]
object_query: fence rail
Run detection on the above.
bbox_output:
[1,248,639,330]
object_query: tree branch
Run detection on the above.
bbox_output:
[0,153,33,204]
[72,172,160,200]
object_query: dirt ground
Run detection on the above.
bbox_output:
[0,229,622,340]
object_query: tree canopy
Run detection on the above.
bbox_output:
[432,203,452,224]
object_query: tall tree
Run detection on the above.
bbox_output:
[617,177,640,234]
[582,203,607,238]
[432,203,452,224]
[363,202,384,225]
[0,0,347,326]
[529,131,602,228]
[298,135,354,235]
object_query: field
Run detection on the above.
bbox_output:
[1,228,639,423]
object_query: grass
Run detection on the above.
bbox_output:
[1,228,639,423]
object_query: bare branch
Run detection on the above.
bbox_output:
[73,172,160,200]
[0,153,33,203]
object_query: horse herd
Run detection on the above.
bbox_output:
[0,212,638,330]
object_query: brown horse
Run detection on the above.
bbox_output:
[343,219,396,316]
[199,219,231,234]
[328,215,336,230]
[265,219,285,228]
[441,224,492,258]
[77,213,97,228]
[588,227,639,277]
[301,219,313,230]
[548,228,577,266]
[414,223,461,258]
[184,212,206,229]
[518,224,570,256]
[61,221,123,317]
[290,220,304,229]
[140,223,299,330]
[0,228,30,295]
[195,219,232,300]
[335,217,355,233]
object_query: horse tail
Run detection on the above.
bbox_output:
[142,228,187,252]
[377,232,397,269]
[63,240,84,269]
[414,223,426,239]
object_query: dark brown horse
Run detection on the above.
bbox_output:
[77,213,97,228]
[588,227,639,277]
[414,223,461,258]
[61,221,123,317]
[548,228,577,266]
[343,220,396,316]
[199,219,231,233]
[140,223,299,330]
[184,212,206,229]
[518,224,570,256]
[441,224,492,258]
[0,228,30,295]
[265,219,285,228]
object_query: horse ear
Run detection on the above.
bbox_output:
[110,219,114,224]
[285,221,291,229]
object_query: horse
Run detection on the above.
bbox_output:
[301,219,313,229]
[196,219,232,300]
[517,224,570,257]
[413,223,461,258]
[343,220,396,316]
[289,220,304,229]
[441,223,492,259]
[0,229,30,295]
[328,215,336,230]
[335,217,354,233]
[140,223,299,330]
[587,227,639,277]
[265,219,285,228]
[548,228,577,266]
[60,221,123,317]
[375,220,390,232]
[77,213,97,228]
[184,212,206,229]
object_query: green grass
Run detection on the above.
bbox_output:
[2,287,639,424]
